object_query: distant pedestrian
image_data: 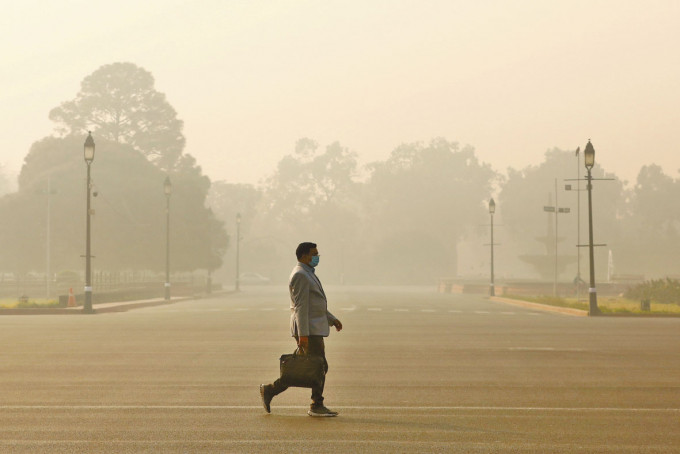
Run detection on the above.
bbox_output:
[260,242,343,417]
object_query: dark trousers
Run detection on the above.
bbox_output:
[268,335,328,406]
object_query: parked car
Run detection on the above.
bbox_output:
[239,272,271,285]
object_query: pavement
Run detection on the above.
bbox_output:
[0,287,678,452]
[490,295,589,316]
[2,290,583,316]
[0,294,210,315]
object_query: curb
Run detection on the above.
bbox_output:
[88,296,195,313]
[0,296,195,315]
[489,296,589,317]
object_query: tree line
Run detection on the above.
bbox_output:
[1,62,678,288]
[0,63,227,284]
[212,138,680,285]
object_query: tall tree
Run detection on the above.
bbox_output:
[627,165,679,234]
[617,165,680,277]
[256,139,361,283]
[49,62,185,170]
[168,154,229,272]
[0,135,227,278]
[263,138,359,224]
[364,138,497,283]
[0,164,12,196]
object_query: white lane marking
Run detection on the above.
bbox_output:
[394,309,409,312]
[0,405,676,412]
[367,308,382,311]
[507,347,586,352]
[340,305,356,311]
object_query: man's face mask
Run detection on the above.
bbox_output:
[310,255,320,267]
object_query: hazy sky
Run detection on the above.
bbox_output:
[2,0,679,186]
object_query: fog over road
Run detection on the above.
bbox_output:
[0,287,678,453]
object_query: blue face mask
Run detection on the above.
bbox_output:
[310,255,320,267]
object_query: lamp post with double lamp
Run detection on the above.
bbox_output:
[489,198,496,296]
[83,132,95,313]
[584,140,599,315]
[235,213,241,292]
[164,176,172,301]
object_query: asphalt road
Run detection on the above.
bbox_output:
[0,286,678,453]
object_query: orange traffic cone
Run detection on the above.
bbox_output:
[68,288,77,307]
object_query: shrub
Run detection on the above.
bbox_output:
[16,299,61,308]
[624,278,680,304]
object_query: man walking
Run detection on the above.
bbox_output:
[260,242,343,417]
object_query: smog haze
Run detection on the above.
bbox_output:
[2,0,679,185]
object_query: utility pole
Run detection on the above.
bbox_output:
[543,180,570,297]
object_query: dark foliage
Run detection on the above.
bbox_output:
[624,278,680,305]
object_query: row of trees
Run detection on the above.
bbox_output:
[1,61,678,287]
[0,63,227,282]
[210,138,496,284]
[212,141,680,285]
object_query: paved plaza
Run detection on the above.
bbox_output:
[0,286,678,453]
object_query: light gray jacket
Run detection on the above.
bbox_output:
[289,262,337,337]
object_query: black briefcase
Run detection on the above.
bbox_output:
[279,349,325,388]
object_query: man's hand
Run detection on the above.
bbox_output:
[333,319,343,332]
[297,336,309,352]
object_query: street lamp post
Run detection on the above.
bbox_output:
[235,213,241,292]
[83,132,95,313]
[584,140,599,315]
[489,198,495,297]
[164,176,172,301]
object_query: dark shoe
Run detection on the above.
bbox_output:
[260,384,272,413]
[307,405,338,417]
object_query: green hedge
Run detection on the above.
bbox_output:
[624,278,680,304]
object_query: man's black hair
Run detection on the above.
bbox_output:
[296,242,317,260]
